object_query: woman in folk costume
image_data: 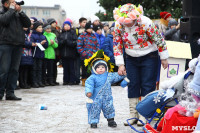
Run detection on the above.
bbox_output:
[113,3,169,126]
[158,11,172,36]
[85,50,129,128]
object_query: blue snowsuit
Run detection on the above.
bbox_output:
[85,71,125,124]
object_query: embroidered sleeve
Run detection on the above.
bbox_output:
[113,22,125,66]
[146,22,169,59]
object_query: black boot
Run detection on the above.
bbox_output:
[48,78,56,86]
[6,94,22,100]
[15,86,21,90]
[54,78,59,85]
[19,67,26,88]
[107,118,117,127]
[24,68,31,89]
[44,81,50,86]
[91,124,97,128]
[38,82,45,87]
[0,94,3,100]
[32,83,39,88]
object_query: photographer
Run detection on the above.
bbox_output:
[0,0,31,100]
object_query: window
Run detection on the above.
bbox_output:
[31,9,38,15]
[43,10,50,16]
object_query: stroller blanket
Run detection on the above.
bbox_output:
[136,90,168,118]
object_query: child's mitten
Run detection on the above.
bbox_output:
[120,77,130,88]
[86,98,93,103]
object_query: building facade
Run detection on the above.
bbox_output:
[0,4,66,26]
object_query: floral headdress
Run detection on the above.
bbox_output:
[113,3,143,25]
[84,50,115,74]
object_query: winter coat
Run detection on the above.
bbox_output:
[0,7,31,46]
[30,31,48,59]
[77,32,100,60]
[164,28,180,41]
[85,71,125,124]
[51,27,60,56]
[20,31,33,65]
[58,29,78,59]
[51,27,60,37]
[103,34,115,63]
[95,32,105,50]
[43,32,58,59]
[164,19,180,41]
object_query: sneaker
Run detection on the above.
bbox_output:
[107,118,117,127]
[91,124,97,128]
[6,94,22,101]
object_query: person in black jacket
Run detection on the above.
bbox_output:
[0,0,31,101]
[58,21,78,85]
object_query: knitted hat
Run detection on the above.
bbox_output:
[33,21,43,30]
[91,15,100,23]
[160,12,172,20]
[47,18,56,25]
[85,21,93,30]
[65,18,73,24]
[63,21,71,28]
[1,0,7,4]
[168,19,178,27]
[113,3,143,25]
[92,60,108,74]
[103,22,109,27]
[43,23,51,31]
[93,25,102,32]
[30,17,37,23]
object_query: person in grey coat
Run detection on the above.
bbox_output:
[164,19,180,41]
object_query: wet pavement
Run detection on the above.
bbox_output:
[0,68,144,133]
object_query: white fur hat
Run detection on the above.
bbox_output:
[90,15,100,23]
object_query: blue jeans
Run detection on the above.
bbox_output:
[0,45,22,96]
[126,51,159,98]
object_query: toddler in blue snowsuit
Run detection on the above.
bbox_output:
[85,59,128,128]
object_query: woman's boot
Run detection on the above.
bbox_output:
[124,98,139,126]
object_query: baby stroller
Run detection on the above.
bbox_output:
[127,71,194,133]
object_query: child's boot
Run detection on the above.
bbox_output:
[91,123,97,128]
[107,118,117,127]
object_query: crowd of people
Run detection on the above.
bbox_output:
[1,0,200,132]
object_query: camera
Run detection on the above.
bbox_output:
[15,1,24,6]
